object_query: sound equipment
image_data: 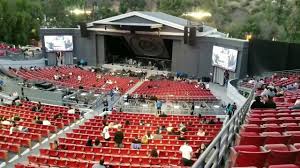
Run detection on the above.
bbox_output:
[79,23,89,37]
[184,26,189,44]
[198,26,203,32]
[202,77,211,83]
[189,27,196,45]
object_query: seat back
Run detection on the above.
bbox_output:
[239,136,266,146]
[234,151,269,167]
[267,150,298,165]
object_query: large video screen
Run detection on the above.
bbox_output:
[212,46,238,71]
[44,35,73,52]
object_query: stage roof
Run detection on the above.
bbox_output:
[88,11,226,37]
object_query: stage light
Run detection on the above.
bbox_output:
[142,104,148,107]
[183,10,212,20]
[70,9,92,15]
[246,34,252,41]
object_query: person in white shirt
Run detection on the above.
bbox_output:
[77,75,82,82]
[43,117,51,126]
[197,128,206,137]
[102,125,110,141]
[166,123,174,133]
[179,141,194,166]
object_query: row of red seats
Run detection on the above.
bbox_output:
[132,80,216,101]
[18,112,219,167]
[230,144,300,167]
[11,66,138,93]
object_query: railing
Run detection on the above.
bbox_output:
[192,83,255,168]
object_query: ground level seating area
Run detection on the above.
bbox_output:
[230,75,300,168]
[16,112,222,168]
[10,66,139,93]
[0,101,79,162]
[132,80,216,101]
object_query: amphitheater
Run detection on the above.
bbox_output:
[0,11,300,168]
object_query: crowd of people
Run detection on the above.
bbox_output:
[52,118,213,166]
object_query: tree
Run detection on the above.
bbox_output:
[119,0,146,13]
[158,0,193,16]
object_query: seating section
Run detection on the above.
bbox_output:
[10,66,138,93]
[132,80,216,101]
[230,74,300,168]
[0,42,22,54]
[16,112,222,167]
[0,101,78,162]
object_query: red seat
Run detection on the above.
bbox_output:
[231,151,269,167]
[265,135,291,145]
[237,135,266,146]
[264,144,298,165]
[269,164,300,168]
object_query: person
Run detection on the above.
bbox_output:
[251,96,265,109]
[77,75,82,82]
[150,147,159,158]
[179,141,194,166]
[262,95,276,108]
[139,120,145,126]
[226,103,233,119]
[114,127,124,148]
[94,138,102,147]
[166,123,174,133]
[52,140,59,150]
[195,143,207,158]
[156,100,162,115]
[208,119,216,124]
[9,123,19,134]
[197,128,206,137]
[290,99,300,110]
[190,102,195,115]
[92,159,106,168]
[179,122,187,132]
[125,120,130,126]
[103,99,108,111]
[131,137,142,149]
[54,113,63,120]
[12,114,21,122]
[34,116,43,124]
[152,130,163,140]
[224,70,229,87]
[232,102,237,113]
[141,131,152,144]
[43,117,51,126]
[86,138,93,147]
[201,118,208,124]
[178,134,186,140]
[102,124,110,141]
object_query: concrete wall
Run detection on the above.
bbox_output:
[171,36,248,78]
[0,58,45,69]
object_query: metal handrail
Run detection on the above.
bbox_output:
[192,85,255,168]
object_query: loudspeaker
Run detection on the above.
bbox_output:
[198,26,203,32]
[80,23,89,37]
[202,77,211,83]
[189,27,196,45]
[184,26,189,44]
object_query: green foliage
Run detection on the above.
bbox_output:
[2,0,300,45]
[119,0,146,13]
[158,0,193,16]
[0,0,43,45]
